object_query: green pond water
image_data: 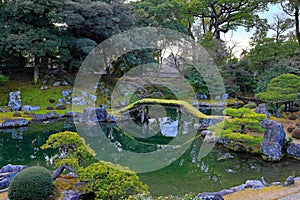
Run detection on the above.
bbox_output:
[1,112,300,197]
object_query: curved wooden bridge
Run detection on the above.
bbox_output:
[115,98,223,119]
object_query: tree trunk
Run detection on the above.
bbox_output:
[295,7,300,47]
[34,57,40,85]
[215,28,223,59]
[51,164,75,181]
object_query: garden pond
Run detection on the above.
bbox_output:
[1,107,300,197]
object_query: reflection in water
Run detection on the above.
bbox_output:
[1,115,300,196]
[0,119,75,167]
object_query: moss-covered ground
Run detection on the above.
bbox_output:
[0,80,73,110]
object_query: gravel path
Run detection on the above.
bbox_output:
[224,180,300,200]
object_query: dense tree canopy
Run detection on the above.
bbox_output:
[0,0,299,98]
[0,0,135,83]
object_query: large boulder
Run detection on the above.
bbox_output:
[33,114,48,121]
[256,103,270,117]
[72,97,87,106]
[261,141,282,162]
[62,190,79,200]
[46,111,59,119]
[107,114,118,122]
[261,120,285,161]
[0,164,27,173]
[0,164,27,189]
[62,89,73,97]
[8,91,22,111]
[82,108,98,123]
[245,180,264,189]
[95,106,107,122]
[262,119,286,147]
[0,178,10,189]
[287,143,300,158]
[284,176,295,186]
[197,192,223,200]
[22,105,40,111]
[1,119,29,128]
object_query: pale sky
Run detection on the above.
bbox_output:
[224,4,284,57]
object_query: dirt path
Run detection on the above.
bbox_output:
[224,180,300,200]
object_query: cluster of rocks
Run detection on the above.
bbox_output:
[214,94,229,101]
[197,176,299,200]
[7,91,41,112]
[32,111,66,121]
[194,118,223,130]
[80,106,118,124]
[56,90,99,107]
[0,164,27,190]
[0,119,29,129]
[259,117,300,161]
[57,89,73,106]
[195,93,229,101]
[40,80,69,90]
[195,93,208,100]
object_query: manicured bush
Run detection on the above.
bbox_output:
[56,104,66,110]
[8,166,53,200]
[243,102,257,109]
[12,111,22,117]
[209,107,266,147]
[256,74,300,101]
[223,107,253,118]
[46,106,54,110]
[224,133,263,146]
[0,74,9,83]
[289,114,297,120]
[78,161,148,200]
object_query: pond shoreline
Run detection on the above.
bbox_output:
[198,176,300,200]
[1,163,300,200]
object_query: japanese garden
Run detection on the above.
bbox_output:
[1,0,300,200]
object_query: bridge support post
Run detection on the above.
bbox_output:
[141,105,145,123]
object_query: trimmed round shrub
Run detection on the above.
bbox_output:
[49,99,56,103]
[243,102,257,109]
[56,105,66,110]
[13,112,22,117]
[292,128,300,139]
[287,126,295,133]
[46,106,54,110]
[289,114,297,120]
[8,166,53,200]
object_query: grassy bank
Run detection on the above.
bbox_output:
[0,80,73,110]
